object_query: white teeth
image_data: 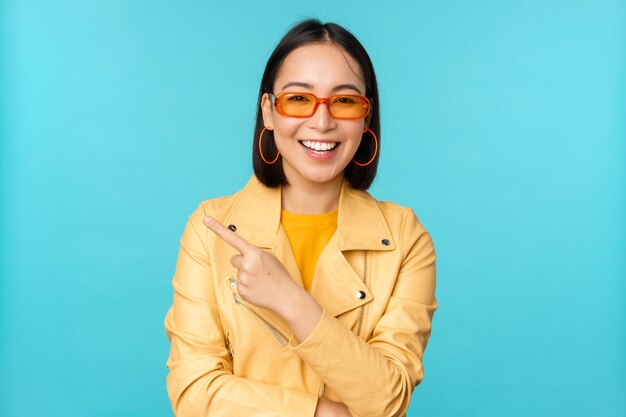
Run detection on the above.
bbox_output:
[301,140,338,151]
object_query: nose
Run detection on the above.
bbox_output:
[307,100,336,131]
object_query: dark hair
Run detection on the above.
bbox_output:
[252,19,380,190]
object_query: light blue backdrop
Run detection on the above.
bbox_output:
[1,1,624,416]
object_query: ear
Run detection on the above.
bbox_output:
[261,93,274,130]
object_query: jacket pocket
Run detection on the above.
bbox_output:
[221,274,291,348]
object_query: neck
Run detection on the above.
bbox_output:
[281,175,343,214]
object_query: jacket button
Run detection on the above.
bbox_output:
[228,224,237,232]
[356,290,366,299]
[381,239,390,246]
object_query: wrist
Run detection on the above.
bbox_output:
[277,285,323,343]
[277,284,314,321]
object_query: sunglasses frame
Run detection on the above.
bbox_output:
[269,91,371,120]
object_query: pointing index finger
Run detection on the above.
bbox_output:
[203,216,253,254]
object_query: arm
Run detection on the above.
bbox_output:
[282,209,438,417]
[164,204,320,417]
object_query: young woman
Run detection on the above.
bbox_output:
[164,19,438,417]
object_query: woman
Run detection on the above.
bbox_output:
[164,19,438,417]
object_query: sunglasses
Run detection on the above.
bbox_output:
[269,91,371,120]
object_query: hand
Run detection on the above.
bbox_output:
[314,397,353,417]
[202,215,299,314]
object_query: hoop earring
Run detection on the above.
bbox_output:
[352,128,378,167]
[258,127,280,165]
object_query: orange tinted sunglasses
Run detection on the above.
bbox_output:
[269,91,371,120]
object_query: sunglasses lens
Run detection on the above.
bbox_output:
[276,92,370,119]
[277,93,317,117]
[329,95,369,119]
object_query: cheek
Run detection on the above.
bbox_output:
[272,121,304,155]
[344,124,366,148]
[273,118,302,141]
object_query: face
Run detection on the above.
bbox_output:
[261,42,370,188]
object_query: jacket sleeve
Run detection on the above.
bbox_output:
[286,209,438,417]
[164,203,320,417]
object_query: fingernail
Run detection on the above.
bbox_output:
[203,216,214,226]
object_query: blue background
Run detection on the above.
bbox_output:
[1,1,624,416]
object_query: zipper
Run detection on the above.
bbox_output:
[225,334,234,359]
[356,251,368,337]
[231,291,290,347]
[229,285,323,394]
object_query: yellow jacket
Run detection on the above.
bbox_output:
[164,174,438,417]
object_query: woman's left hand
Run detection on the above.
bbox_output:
[202,215,301,315]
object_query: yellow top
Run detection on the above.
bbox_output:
[280,207,338,292]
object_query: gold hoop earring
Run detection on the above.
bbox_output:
[258,127,280,165]
[352,128,378,167]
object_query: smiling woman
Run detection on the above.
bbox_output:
[259,42,371,194]
[164,18,438,417]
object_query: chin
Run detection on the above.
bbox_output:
[300,170,342,184]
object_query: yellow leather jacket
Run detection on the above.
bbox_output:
[164,174,438,417]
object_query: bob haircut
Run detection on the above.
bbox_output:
[252,18,380,191]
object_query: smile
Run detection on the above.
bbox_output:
[299,140,339,152]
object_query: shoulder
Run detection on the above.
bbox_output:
[373,198,429,234]
[179,187,248,251]
[188,187,245,224]
[372,197,435,258]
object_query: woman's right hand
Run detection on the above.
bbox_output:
[314,397,353,417]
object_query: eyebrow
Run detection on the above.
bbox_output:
[280,81,364,95]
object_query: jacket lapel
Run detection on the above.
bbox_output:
[223,175,396,318]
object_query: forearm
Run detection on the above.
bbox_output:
[288,308,416,417]
[167,361,319,417]
[277,284,324,344]
[275,294,436,417]
[166,305,319,417]
[275,286,412,416]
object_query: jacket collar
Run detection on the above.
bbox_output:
[223,174,396,318]
[225,174,396,252]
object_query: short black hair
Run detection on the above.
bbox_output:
[252,18,380,190]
